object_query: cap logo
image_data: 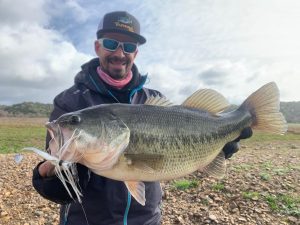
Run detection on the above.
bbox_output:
[118,16,132,24]
[114,16,134,32]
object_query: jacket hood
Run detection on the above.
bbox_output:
[74,58,147,96]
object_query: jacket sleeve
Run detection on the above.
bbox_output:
[32,161,90,204]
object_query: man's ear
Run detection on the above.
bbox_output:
[133,49,138,58]
[94,40,100,56]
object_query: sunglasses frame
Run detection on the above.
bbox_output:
[98,38,138,54]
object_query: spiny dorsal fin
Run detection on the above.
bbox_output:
[202,151,226,179]
[144,95,174,106]
[182,89,230,114]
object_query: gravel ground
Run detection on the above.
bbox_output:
[0,141,299,225]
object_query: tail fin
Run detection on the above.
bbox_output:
[239,82,287,134]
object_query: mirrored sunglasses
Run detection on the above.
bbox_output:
[98,38,138,54]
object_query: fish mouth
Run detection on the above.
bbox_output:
[46,121,64,152]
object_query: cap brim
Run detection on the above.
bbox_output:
[97,29,146,45]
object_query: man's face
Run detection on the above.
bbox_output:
[95,33,138,80]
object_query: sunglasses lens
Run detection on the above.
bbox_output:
[102,39,119,51]
[123,43,137,53]
[100,38,137,53]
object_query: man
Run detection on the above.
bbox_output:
[32,11,251,225]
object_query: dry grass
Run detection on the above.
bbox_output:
[288,123,300,134]
[0,117,47,126]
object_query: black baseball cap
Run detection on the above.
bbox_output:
[97,11,146,44]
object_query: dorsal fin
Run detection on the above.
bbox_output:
[181,89,230,114]
[144,95,174,106]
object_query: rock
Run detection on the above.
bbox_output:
[208,213,217,221]
[0,141,299,225]
[162,190,169,199]
[175,216,185,224]
[34,210,44,216]
[0,211,8,217]
[288,216,299,223]
[238,217,247,222]
[231,207,239,213]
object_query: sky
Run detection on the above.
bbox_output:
[0,0,300,105]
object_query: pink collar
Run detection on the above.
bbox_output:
[97,66,133,89]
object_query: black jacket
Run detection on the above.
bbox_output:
[32,58,163,225]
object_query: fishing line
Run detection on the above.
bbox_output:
[80,202,90,225]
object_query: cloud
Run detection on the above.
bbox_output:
[0,0,300,105]
[0,0,49,26]
[0,0,91,105]
[137,0,300,104]
[45,0,90,29]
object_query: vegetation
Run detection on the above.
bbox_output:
[0,101,299,122]
[280,101,300,123]
[265,194,300,216]
[260,172,271,181]
[232,163,254,172]
[242,191,260,200]
[0,118,47,153]
[172,179,198,190]
[242,191,300,216]
[211,182,225,192]
[0,102,53,117]
[244,131,300,142]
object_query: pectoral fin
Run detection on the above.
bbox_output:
[125,153,164,173]
[202,151,226,179]
[124,181,146,206]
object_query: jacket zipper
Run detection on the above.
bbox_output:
[89,73,147,225]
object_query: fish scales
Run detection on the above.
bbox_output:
[96,104,252,180]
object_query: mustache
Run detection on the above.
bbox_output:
[107,56,128,64]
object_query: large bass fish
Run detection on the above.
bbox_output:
[25,82,287,205]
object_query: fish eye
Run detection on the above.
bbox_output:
[69,115,81,124]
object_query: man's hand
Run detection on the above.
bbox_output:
[223,127,253,159]
[38,161,56,177]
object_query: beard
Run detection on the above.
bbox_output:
[100,56,132,80]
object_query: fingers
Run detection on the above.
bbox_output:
[38,161,56,177]
[239,127,253,139]
[223,127,252,160]
[222,141,240,159]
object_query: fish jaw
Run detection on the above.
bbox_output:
[46,121,61,156]
[45,121,82,161]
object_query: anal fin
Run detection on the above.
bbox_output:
[202,151,227,179]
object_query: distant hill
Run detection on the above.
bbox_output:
[280,101,300,123]
[0,102,53,117]
[0,101,299,123]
